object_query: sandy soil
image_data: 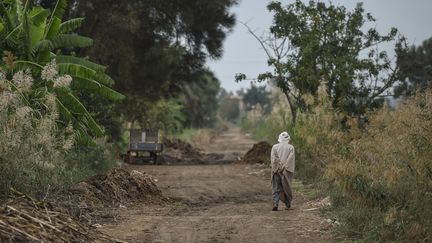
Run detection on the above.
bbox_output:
[100,126,333,243]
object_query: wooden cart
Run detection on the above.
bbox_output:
[125,129,163,164]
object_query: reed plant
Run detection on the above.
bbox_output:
[0,65,117,198]
[241,83,432,241]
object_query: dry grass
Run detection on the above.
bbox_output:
[0,67,117,198]
[325,91,432,241]
[241,83,432,241]
[0,70,71,196]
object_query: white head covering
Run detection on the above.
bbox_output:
[278,131,290,143]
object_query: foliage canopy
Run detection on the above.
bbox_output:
[59,0,237,123]
[237,0,407,123]
[396,36,432,97]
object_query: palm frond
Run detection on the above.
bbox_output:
[57,63,96,79]
[55,88,104,136]
[82,113,104,137]
[56,63,120,96]
[59,17,84,33]
[21,7,32,60]
[44,16,60,40]
[33,39,53,53]
[29,19,46,49]
[51,34,92,49]
[29,6,50,26]
[71,77,125,101]
[55,88,88,114]
[74,128,96,146]
[4,23,22,45]
[71,76,101,88]
[21,11,32,60]
[94,72,115,86]
[36,50,52,64]
[0,2,13,31]
[44,0,67,41]
[50,0,67,21]
[55,55,106,72]
[13,60,43,72]
[13,0,23,23]
[56,96,72,121]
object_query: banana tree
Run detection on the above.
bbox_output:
[0,0,125,145]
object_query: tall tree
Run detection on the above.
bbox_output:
[31,0,236,134]
[242,84,271,114]
[179,69,220,128]
[237,1,406,123]
[395,37,432,97]
[218,91,240,123]
[64,0,237,121]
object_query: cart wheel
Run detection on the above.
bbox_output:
[158,154,165,164]
[125,151,131,163]
[150,152,158,165]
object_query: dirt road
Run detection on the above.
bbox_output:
[101,126,333,242]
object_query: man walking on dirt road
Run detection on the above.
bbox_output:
[271,131,295,211]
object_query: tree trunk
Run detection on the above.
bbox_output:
[283,90,297,125]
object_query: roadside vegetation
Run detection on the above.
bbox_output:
[241,84,432,241]
[238,1,432,241]
[0,0,121,196]
[0,0,236,197]
[1,0,431,241]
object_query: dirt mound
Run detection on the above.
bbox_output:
[163,138,205,162]
[162,138,230,164]
[55,168,163,222]
[70,168,161,204]
[0,191,114,242]
[1,169,163,242]
[241,141,272,164]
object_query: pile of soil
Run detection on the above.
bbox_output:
[241,141,272,164]
[0,169,163,242]
[54,168,163,222]
[163,138,205,162]
[0,191,115,242]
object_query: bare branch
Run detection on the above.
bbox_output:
[240,21,274,60]
[369,66,398,101]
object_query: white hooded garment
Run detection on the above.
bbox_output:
[271,142,295,173]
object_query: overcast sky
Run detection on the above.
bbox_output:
[208,0,432,92]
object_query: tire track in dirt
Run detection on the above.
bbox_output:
[100,126,333,242]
